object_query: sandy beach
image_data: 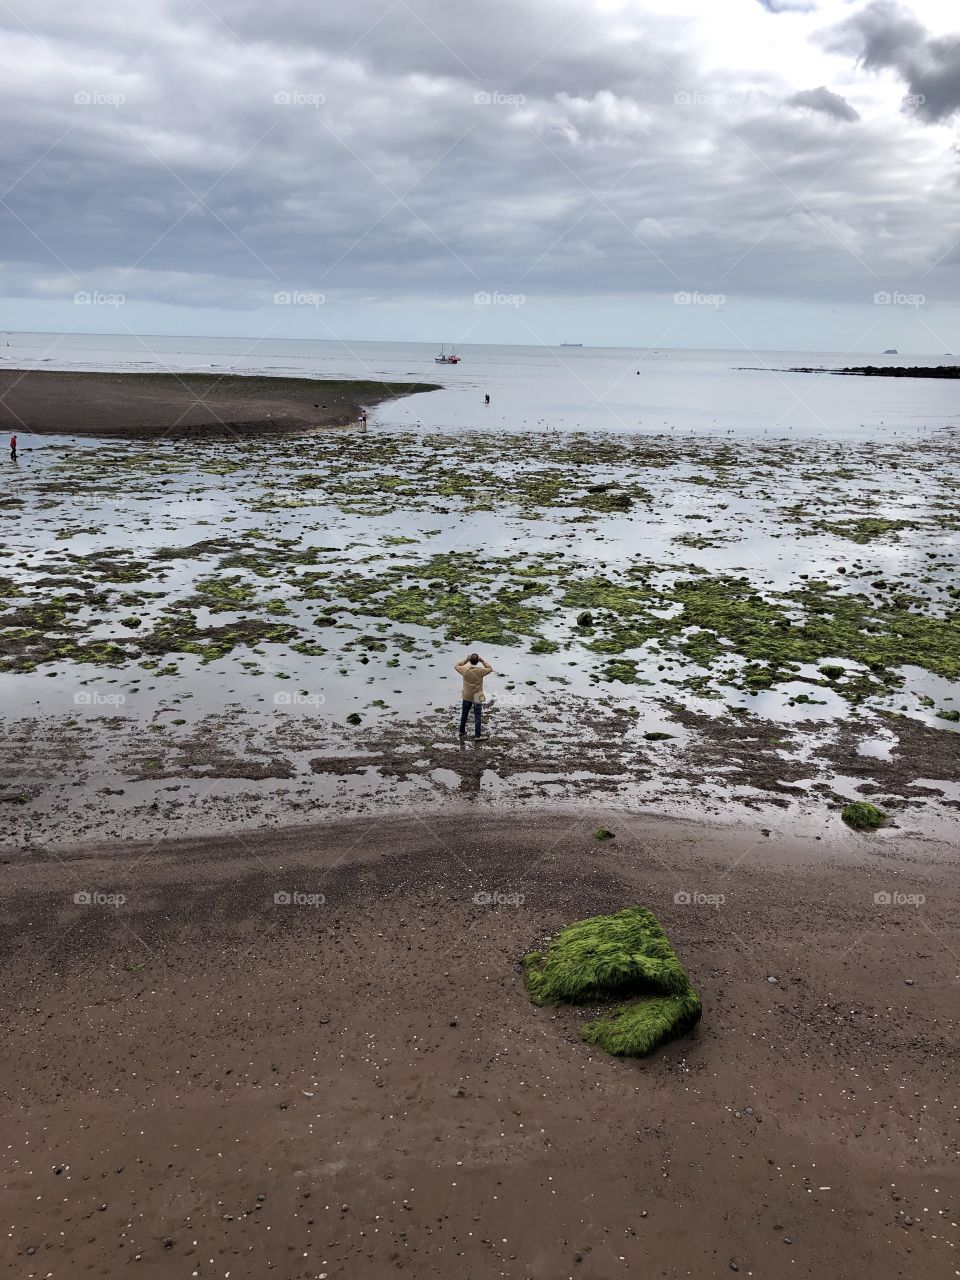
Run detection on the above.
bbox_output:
[2,347,959,1278]
[0,370,438,439]
[1,812,957,1279]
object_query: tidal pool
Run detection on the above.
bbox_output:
[3,420,959,848]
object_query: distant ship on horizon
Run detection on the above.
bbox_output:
[559,341,583,347]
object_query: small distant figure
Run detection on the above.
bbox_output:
[9,434,16,460]
[455,652,493,739]
[357,409,368,431]
[484,393,490,405]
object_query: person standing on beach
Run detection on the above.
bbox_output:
[455,652,493,738]
[9,434,16,460]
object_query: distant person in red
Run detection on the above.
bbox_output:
[9,434,16,460]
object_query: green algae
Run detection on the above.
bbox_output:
[523,907,701,1057]
[815,517,918,543]
[524,908,690,1003]
[674,532,726,550]
[581,991,704,1057]
[7,426,960,719]
[326,554,547,646]
[582,489,634,513]
[141,612,299,663]
[190,576,259,611]
[563,569,960,694]
[842,801,888,829]
[601,658,641,684]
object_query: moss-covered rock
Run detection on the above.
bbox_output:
[523,907,701,1057]
[841,800,888,830]
[581,991,704,1057]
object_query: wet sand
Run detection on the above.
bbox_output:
[1,813,957,1279]
[0,369,439,439]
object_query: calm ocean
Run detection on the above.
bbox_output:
[2,331,957,442]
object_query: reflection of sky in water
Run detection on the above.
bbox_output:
[9,417,960,733]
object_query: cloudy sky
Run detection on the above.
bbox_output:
[1,0,958,351]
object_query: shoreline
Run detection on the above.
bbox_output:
[2,810,956,1278]
[8,802,954,869]
[0,369,440,439]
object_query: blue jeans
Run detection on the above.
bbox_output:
[459,700,482,736]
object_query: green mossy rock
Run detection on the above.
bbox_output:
[582,991,703,1057]
[524,907,690,1003]
[523,907,701,1057]
[841,800,888,830]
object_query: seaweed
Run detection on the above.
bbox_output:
[581,991,704,1057]
[523,907,701,1057]
[841,801,888,829]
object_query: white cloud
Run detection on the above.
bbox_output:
[0,0,957,343]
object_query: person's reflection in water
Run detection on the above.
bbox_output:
[455,737,485,797]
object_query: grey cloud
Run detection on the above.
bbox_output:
[0,0,958,320]
[825,0,960,122]
[787,86,860,121]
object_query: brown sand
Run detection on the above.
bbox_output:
[0,369,439,439]
[1,812,957,1278]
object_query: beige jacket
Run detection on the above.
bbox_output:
[456,657,493,703]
